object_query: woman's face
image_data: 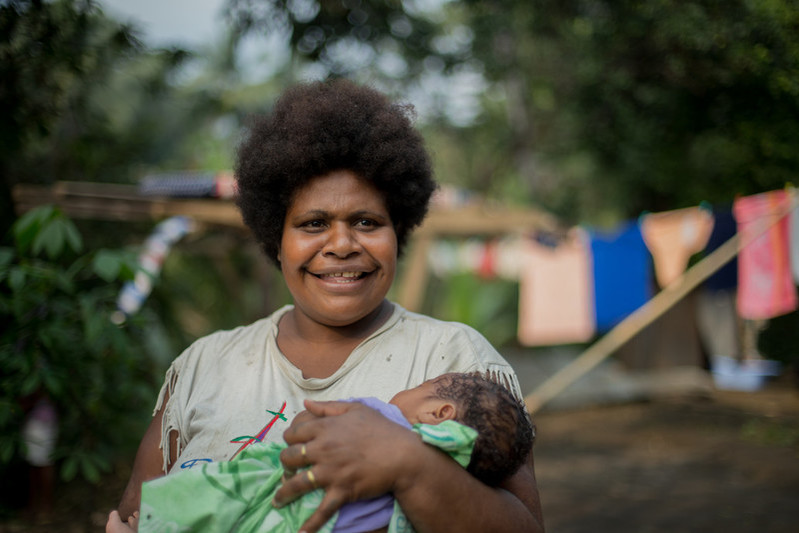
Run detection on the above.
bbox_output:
[279,170,398,328]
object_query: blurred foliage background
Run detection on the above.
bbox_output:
[2,0,799,518]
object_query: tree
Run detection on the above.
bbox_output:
[0,0,222,239]
[226,0,458,78]
[0,206,161,484]
[0,2,250,492]
[224,0,799,223]
[462,0,799,220]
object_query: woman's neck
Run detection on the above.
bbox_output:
[276,300,393,378]
[287,299,393,342]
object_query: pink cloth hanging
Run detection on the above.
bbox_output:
[477,240,498,279]
[790,199,799,283]
[518,228,595,346]
[640,206,714,288]
[733,190,798,320]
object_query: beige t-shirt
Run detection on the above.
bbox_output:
[155,303,521,473]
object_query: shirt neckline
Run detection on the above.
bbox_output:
[269,302,403,390]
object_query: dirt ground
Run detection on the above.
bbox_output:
[534,377,799,533]
[2,378,798,533]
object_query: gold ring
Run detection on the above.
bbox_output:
[300,444,308,465]
[306,469,318,489]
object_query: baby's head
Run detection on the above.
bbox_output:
[390,373,534,486]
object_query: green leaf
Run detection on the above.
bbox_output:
[92,249,122,282]
[33,218,68,259]
[80,455,101,483]
[41,367,64,397]
[20,371,41,396]
[62,218,83,254]
[8,267,26,292]
[0,247,14,270]
[64,255,89,280]
[61,456,78,482]
[55,270,76,294]
[14,206,55,254]
[0,436,16,463]
[80,296,105,344]
[117,251,140,281]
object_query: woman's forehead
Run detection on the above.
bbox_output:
[288,171,388,213]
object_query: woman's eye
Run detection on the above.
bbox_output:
[355,218,376,228]
[302,220,326,230]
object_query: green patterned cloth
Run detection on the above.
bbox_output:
[138,420,477,533]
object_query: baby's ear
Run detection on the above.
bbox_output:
[432,402,457,423]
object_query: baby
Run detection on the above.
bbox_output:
[112,372,534,533]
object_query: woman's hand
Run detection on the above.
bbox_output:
[274,399,419,533]
[275,398,544,533]
[106,510,138,533]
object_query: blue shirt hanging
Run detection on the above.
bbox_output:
[589,220,654,331]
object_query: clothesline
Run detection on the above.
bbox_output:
[425,187,799,347]
[524,187,798,413]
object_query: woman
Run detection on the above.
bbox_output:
[110,79,544,533]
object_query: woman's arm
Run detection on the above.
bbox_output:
[115,403,177,519]
[275,400,544,533]
[392,437,543,532]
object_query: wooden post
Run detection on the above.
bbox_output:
[396,206,560,311]
[397,235,433,312]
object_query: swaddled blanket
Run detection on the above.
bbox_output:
[138,398,476,533]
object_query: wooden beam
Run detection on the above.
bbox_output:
[13,182,245,227]
[417,204,559,237]
[14,182,562,312]
[13,183,560,234]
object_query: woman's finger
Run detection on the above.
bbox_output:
[297,489,347,533]
[291,408,321,426]
[283,401,363,445]
[282,409,327,445]
[279,410,324,473]
[273,465,323,508]
[280,440,316,473]
[106,510,135,533]
[302,399,358,417]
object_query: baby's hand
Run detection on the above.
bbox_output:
[106,510,139,533]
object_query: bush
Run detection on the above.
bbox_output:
[0,206,162,484]
[758,308,799,385]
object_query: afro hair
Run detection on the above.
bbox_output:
[235,79,437,265]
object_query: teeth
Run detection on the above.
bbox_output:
[320,271,362,281]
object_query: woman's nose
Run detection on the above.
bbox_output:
[323,223,362,257]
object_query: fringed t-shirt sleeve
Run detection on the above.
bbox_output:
[152,360,183,474]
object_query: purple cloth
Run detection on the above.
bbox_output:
[333,398,411,533]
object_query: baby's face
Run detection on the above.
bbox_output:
[390,374,453,424]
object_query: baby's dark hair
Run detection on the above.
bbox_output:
[235,79,437,265]
[433,373,535,487]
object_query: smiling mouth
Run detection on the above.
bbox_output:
[314,271,369,283]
